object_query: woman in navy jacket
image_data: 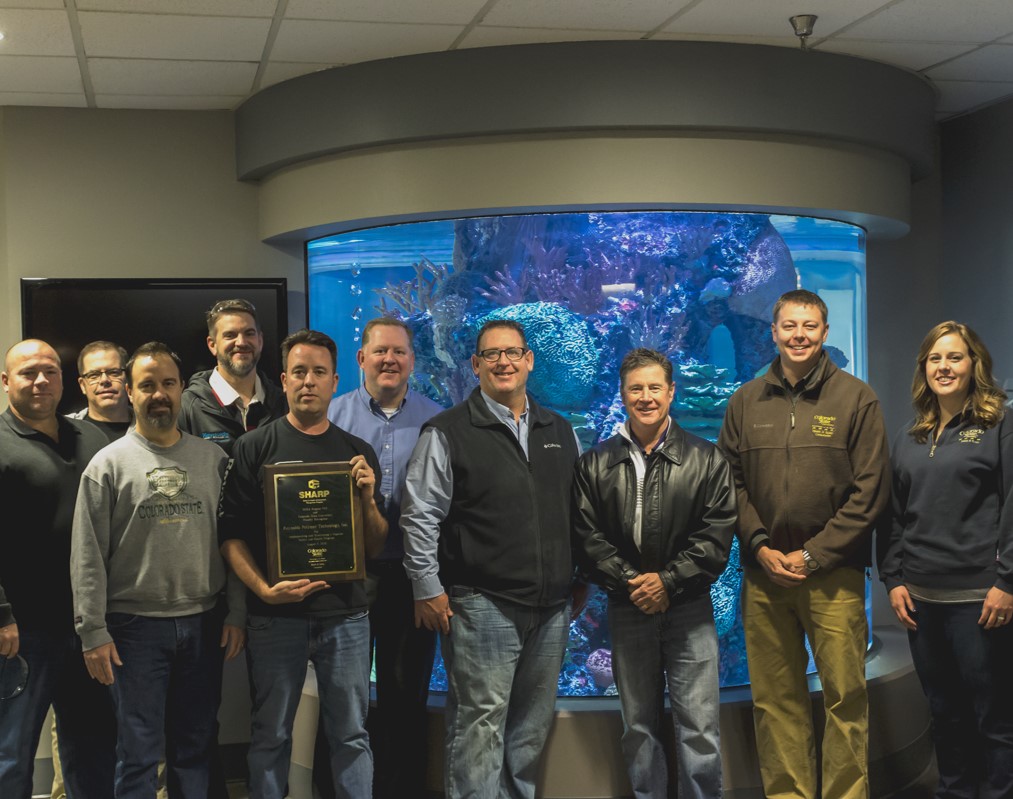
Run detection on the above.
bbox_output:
[880,321,1013,799]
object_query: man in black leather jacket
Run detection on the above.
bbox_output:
[573,348,736,799]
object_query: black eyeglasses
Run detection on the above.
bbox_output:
[0,655,28,702]
[82,368,126,384]
[477,347,529,363]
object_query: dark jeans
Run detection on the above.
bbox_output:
[0,628,116,799]
[908,599,1013,799]
[107,607,224,799]
[314,561,437,799]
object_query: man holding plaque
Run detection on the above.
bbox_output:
[328,317,442,799]
[401,319,580,799]
[219,329,388,799]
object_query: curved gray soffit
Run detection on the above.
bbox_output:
[235,40,936,183]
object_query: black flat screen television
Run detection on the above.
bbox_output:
[20,277,288,415]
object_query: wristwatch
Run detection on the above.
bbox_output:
[802,549,820,572]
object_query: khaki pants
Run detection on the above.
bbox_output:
[743,566,869,799]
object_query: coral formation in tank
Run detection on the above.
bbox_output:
[308,210,867,693]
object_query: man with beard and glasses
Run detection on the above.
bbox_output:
[71,342,245,799]
[180,298,286,457]
[0,339,116,799]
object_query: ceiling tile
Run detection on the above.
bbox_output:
[89,58,256,95]
[94,93,244,109]
[79,11,270,60]
[838,0,1013,43]
[816,39,976,71]
[260,61,335,89]
[0,91,86,106]
[934,79,1013,114]
[925,44,1013,81]
[0,1,63,8]
[287,0,488,25]
[483,0,693,33]
[662,0,891,38]
[0,8,75,56]
[0,55,81,92]
[77,0,276,16]
[272,19,460,64]
[461,26,642,48]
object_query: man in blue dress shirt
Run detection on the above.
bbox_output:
[328,317,442,799]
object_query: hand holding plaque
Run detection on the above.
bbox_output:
[264,462,366,584]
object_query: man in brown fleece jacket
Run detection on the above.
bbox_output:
[718,290,890,799]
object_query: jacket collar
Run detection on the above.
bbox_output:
[762,350,836,393]
[605,416,685,468]
[466,387,553,429]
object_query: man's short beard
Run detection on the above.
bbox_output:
[145,412,175,430]
[218,352,257,378]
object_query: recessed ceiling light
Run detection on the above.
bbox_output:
[0,32,6,42]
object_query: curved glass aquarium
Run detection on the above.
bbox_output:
[307,211,868,696]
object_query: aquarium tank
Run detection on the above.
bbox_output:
[307,211,868,696]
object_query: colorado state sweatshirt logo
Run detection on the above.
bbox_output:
[147,467,189,499]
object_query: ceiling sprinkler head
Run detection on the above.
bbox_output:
[790,14,818,51]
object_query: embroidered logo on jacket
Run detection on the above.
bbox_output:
[201,431,231,444]
[958,427,984,444]
[147,467,188,499]
[811,415,837,438]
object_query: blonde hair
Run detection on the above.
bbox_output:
[909,321,1006,443]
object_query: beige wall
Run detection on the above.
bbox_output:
[0,106,303,403]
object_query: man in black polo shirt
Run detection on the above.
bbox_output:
[219,329,387,799]
[0,339,115,799]
[67,340,132,442]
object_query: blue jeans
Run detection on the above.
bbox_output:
[107,607,224,799]
[246,612,372,799]
[0,628,116,799]
[610,593,722,799]
[443,589,568,799]
[908,599,1013,799]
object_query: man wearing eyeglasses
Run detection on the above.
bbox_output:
[0,339,116,799]
[401,319,580,799]
[180,298,287,457]
[68,341,132,442]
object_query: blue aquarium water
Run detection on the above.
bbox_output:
[308,211,867,695]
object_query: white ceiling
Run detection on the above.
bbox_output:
[0,0,1009,118]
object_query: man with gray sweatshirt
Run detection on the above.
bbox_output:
[71,341,245,799]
